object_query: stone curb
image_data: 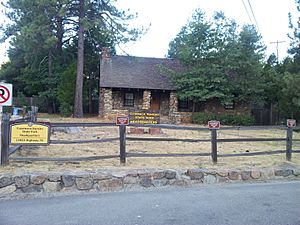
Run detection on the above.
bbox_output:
[0,167,300,196]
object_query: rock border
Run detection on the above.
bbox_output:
[1,167,300,196]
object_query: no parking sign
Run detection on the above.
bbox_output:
[0,83,12,106]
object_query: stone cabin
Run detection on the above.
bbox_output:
[99,48,249,123]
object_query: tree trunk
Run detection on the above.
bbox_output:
[56,15,64,55]
[74,0,85,118]
[270,102,273,125]
[88,78,93,114]
[47,49,55,114]
[48,49,53,77]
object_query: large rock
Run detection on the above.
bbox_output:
[111,171,128,179]
[241,171,251,180]
[62,174,76,187]
[152,171,165,179]
[0,185,16,196]
[31,174,46,185]
[75,175,94,190]
[228,171,240,180]
[186,169,204,180]
[14,175,30,188]
[165,170,177,179]
[140,177,152,188]
[48,173,62,182]
[123,176,139,184]
[260,168,274,179]
[52,127,81,134]
[21,184,43,193]
[152,178,168,187]
[98,179,123,192]
[0,175,13,188]
[250,170,261,179]
[275,169,293,177]
[169,178,189,186]
[203,175,217,184]
[43,181,61,192]
[92,171,112,180]
[217,170,229,177]
[293,169,300,176]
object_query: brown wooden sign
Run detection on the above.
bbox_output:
[208,120,221,129]
[129,111,160,124]
[116,116,129,126]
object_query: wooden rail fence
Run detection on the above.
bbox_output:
[1,114,299,165]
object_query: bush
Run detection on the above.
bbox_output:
[59,102,73,117]
[57,61,76,116]
[192,113,255,126]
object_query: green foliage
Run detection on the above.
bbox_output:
[1,0,144,116]
[277,0,300,121]
[192,113,255,126]
[279,72,300,120]
[168,10,266,105]
[58,62,76,116]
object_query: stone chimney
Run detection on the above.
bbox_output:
[101,47,111,60]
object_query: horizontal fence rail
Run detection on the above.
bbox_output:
[50,137,119,144]
[10,155,119,162]
[1,114,299,165]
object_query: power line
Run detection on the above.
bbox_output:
[247,0,260,33]
[241,0,253,24]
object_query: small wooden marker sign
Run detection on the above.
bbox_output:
[287,119,296,128]
[116,116,129,126]
[208,120,221,129]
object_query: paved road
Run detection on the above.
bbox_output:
[0,181,299,225]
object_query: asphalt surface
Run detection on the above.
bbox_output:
[0,181,300,225]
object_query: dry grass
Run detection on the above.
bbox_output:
[1,114,300,174]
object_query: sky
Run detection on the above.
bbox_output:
[0,0,298,65]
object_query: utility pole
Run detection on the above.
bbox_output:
[270,40,286,63]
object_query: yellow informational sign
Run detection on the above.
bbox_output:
[10,122,50,145]
[129,111,160,124]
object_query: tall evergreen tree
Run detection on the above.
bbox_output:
[168,10,265,107]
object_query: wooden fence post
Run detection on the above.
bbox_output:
[119,125,126,165]
[30,106,38,122]
[286,127,293,161]
[211,129,218,164]
[1,114,10,165]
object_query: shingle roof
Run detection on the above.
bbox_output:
[100,55,183,90]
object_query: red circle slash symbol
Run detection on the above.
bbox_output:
[0,85,10,104]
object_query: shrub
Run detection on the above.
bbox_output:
[57,62,76,116]
[59,102,73,117]
[192,113,255,126]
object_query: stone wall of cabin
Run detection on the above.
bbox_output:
[99,88,112,117]
[160,92,170,116]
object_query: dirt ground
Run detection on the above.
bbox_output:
[1,114,300,173]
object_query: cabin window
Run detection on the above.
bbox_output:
[124,93,134,107]
[224,102,234,110]
[178,99,189,111]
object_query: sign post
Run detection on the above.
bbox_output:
[116,116,128,165]
[0,83,13,165]
[208,120,220,164]
[286,119,296,161]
